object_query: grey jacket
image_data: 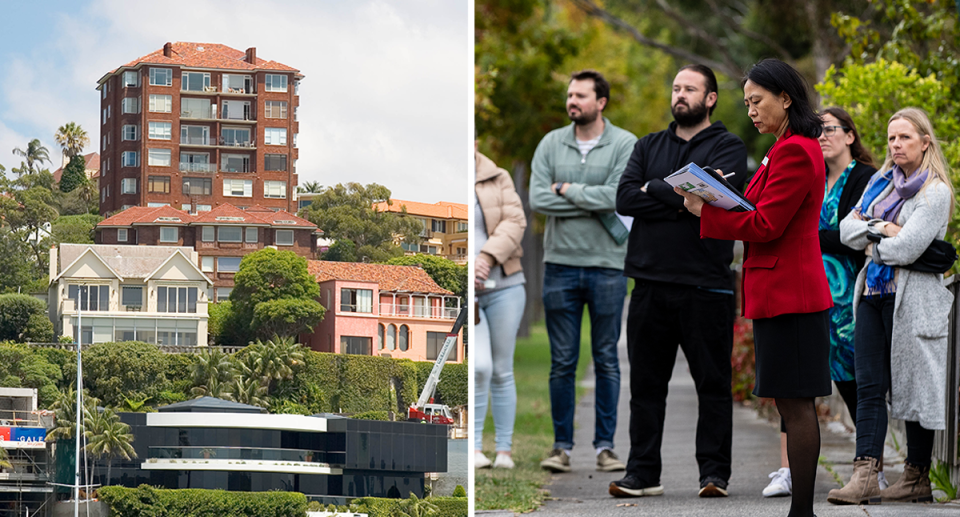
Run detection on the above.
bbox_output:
[840,175,953,430]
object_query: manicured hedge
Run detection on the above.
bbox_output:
[98,485,307,517]
[428,496,469,516]
[414,361,467,407]
[349,496,467,517]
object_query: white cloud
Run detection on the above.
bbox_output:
[0,0,469,203]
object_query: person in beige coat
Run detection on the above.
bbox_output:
[474,150,527,469]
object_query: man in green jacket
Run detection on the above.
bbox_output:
[529,70,637,473]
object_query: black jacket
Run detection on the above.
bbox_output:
[616,121,748,289]
[819,160,876,273]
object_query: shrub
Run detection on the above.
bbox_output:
[0,342,63,407]
[98,485,307,517]
[0,294,53,343]
[452,485,466,497]
[83,342,170,407]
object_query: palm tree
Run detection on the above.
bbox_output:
[54,122,89,161]
[11,139,50,176]
[191,347,235,399]
[84,407,136,486]
[242,337,305,393]
[231,361,269,407]
[297,181,324,194]
[399,494,439,517]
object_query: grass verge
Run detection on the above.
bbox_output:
[474,314,594,513]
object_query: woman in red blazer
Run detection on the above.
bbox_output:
[676,59,832,517]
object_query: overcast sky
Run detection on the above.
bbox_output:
[0,0,470,204]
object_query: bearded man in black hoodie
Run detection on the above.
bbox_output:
[609,64,748,499]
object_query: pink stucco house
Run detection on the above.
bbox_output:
[300,261,464,363]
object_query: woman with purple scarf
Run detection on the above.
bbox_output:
[829,108,955,505]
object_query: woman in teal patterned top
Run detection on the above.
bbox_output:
[762,107,878,498]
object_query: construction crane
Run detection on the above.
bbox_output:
[408,306,467,424]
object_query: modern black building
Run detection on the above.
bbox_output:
[93,397,446,504]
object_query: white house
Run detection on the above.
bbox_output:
[49,244,213,346]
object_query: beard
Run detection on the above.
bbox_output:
[671,98,709,127]
[568,106,600,125]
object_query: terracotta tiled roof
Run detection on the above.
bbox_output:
[373,199,468,220]
[53,152,100,183]
[97,203,317,229]
[308,260,453,295]
[103,42,299,82]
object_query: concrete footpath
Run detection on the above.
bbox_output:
[522,314,960,516]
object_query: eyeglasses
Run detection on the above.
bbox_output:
[822,125,849,137]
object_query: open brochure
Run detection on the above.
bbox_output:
[664,162,756,212]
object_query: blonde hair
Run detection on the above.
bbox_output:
[881,107,955,215]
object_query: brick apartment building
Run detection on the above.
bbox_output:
[96,42,302,215]
[96,203,320,301]
[374,199,468,265]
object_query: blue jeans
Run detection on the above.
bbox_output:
[854,294,894,459]
[474,284,526,451]
[543,263,627,450]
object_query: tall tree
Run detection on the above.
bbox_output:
[58,155,87,193]
[191,347,235,399]
[11,139,50,177]
[297,181,324,194]
[300,183,423,263]
[54,122,89,162]
[84,407,136,486]
[0,186,59,280]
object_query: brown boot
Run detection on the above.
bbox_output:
[880,462,933,503]
[827,456,882,505]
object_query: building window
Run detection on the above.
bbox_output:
[122,125,138,141]
[264,74,288,92]
[341,336,371,355]
[148,94,172,113]
[431,219,446,233]
[148,149,171,167]
[121,286,143,307]
[386,324,396,351]
[181,72,211,92]
[181,97,211,119]
[221,100,251,121]
[264,128,286,145]
[264,154,287,171]
[196,204,211,212]
[223,179,252,197]
[121,151,139,167]
[182,177,212,196]
[245,227,258,243]
[275,229,294,246]
[427,331,457,361]
[157,286,197,313]
[222,74,253,93]
[378,324,385,350]
[67,285,109,312]
[201,226,214,242]
[264,101,287,119]
[117,228,128,242]
[264,180,286,199]
[147,203,169,208]
[121,178,137,194]
[181,125,210,145]
[221,154,252,173]
[216,287,233,301]
[201,256,214,272]
[221,127,250,147]
[218,226,242,243]
[149,68,172,86]
[102,108,107,124]
[340,288,373,313]
[148,121,171,140]
[148,176,170,193]
[123,71,139,87]
[399,325,409,352]
[179,152,211,172]
[457,221,468,232]
[121,97,140,114]
[217,257,241,273]
[159,226,178,243]
[101,85,106,100]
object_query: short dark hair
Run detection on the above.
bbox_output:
[678,64,719,116]
[741,59,822,139]
[570,70,610,108]
[821,107,876,168]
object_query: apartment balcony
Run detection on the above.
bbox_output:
[179,162,217,173]
[220,166,255,174]
[180,111,256,124]
[180,86,219,95]
[180,136,212,147]
[445,253,468,265]
[218,137,256,148]
[378,303,458,320]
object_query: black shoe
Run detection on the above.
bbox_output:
[609,475,664,498]
[699,476,728,497]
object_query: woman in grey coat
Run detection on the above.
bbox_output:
[829,108,955,505]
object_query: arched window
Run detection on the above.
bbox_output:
[399,325,409,351]
[387,324,396,350]
[378,324,385,350]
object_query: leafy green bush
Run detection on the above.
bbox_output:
[428,496,468,516]
[452,485,466,497]
[415,361,467,407]
[350,496,466,517]
[98,485,307,517]
[83,342,170,407]
[0,294,53,343]
[0,341,64,407]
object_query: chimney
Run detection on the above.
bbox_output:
[163,42,173,58]
[245,47,257,64]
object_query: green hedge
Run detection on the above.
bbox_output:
[350,496,467,517]
[427,496,469,516]
[293,351,423,414]
[414,361,467,407]
[98,485,307,517]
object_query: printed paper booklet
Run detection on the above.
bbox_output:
[664,162,756,212]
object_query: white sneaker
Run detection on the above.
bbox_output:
[475,451,492,469]
[877,470,888,490]
[493,453,515,469]
[762,467,792,497]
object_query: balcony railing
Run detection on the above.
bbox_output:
[179,162,217,173]
[378,304,458,320]
[150,446,341,466]
[181,109,212,119]
[180,136,211,146]
[219,137,255,148]
[220,166,255,174]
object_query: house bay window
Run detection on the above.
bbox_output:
[157,286,197,313]
[68,284,110,312]
[340,288,373,313]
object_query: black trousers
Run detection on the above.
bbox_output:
[625,280,735,485]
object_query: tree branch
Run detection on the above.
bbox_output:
[652,0,743,74]
[569,0,744,79]
[702,0,795,62]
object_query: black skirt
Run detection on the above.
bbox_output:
[752,310,832,398]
